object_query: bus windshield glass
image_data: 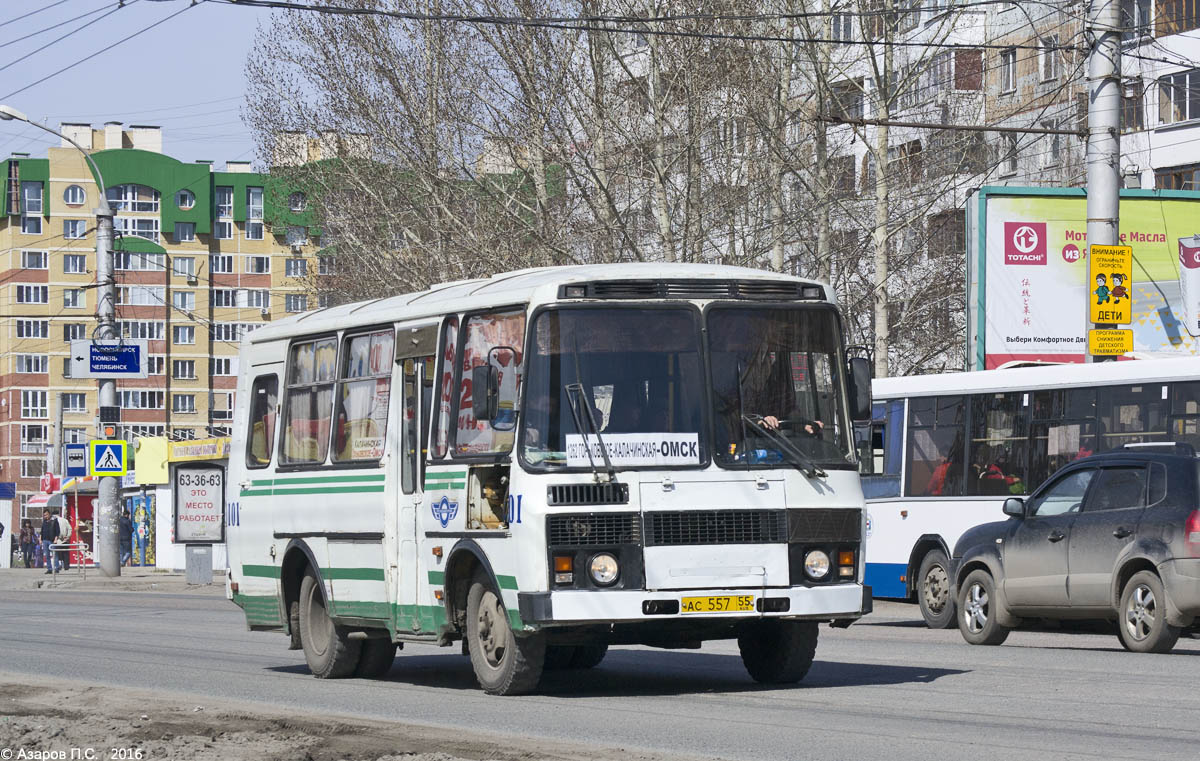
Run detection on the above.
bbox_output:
[521,307,706,468]
[708,306,853,468]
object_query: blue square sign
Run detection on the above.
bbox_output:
[64,443,88,478]
[89,439,128,476]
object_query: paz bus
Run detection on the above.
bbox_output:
[860,356,1200,628]
[225,263,874,694]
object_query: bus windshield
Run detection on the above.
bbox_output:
[708,306,853,468]
[521,307,706,468]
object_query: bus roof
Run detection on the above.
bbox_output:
[872,356,1200,399]
[250,263,830,344]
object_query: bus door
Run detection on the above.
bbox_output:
[395,324,437,634]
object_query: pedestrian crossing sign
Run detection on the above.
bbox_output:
[89,439,128,476]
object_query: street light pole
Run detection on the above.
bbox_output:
[0,105,121,577]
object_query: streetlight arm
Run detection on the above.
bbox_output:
[0,109,110,213]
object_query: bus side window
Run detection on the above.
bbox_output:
[966,392,1029,497]
[905,395,964,497]
[431,317,459,459]
[333,329,394,463]
[401,355,435,494]
[453,309,526,456]
[246,374,279,469]
[281,337,338,465]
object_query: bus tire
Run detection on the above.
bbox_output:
[299,569,362,678]
[466,570,545,695]
[917,549,956,629]
[355,639,398,679]
[738,620,818,684]
[957,569,1010,646]
[570,643,608,669]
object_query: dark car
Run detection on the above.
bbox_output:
[949,443,1200,653]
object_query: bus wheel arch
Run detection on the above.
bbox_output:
[909,536,955,629]
[281,540,323,641]
[443,540,500,637]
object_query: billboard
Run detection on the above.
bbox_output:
[967,187,1200,370]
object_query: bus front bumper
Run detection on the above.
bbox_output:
[518,583,870,625]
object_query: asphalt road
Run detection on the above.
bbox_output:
[2,589,1198,761]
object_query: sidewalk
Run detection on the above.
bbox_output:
[0,565,226,595]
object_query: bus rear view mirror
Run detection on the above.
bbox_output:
[847,357,872,422]
[1003,497,1026,518]
[472,364,499,422]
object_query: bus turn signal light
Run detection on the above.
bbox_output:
[554,555,574,584]
[838,551,855,566]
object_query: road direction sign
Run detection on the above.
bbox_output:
[65,444,88,478]
[1088,244,1133,325]
[69,340,148,379]
[89,439,128,476]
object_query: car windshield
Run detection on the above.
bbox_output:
[708,305,854,468]
[521,307,706,469]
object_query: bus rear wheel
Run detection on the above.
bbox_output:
[299,569,361,678]
[738,620,818,684]
[465,570,545,695]
[918,549,956,629]
[355,639,398,678]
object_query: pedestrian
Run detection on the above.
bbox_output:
[40,509,57,574]
[19,519,37,569]
[55,510,73,571]
[119,508,133,567]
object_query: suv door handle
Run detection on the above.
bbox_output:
[1047,530,1066,543]
[1112,527,1133,539]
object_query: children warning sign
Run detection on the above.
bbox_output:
[1088,244,1133,324]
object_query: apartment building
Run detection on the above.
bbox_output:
[0,123,319,525]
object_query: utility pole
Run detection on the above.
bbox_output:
[1086,0,1121,361]
[95,191,120,577]
[50,393,64,475]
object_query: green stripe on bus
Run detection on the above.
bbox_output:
[497,575,518,590]
[324,567,386,581]
[333,600,391,619]
[242,564,280,578]
[428,570,445,585]
[424,482,466,490]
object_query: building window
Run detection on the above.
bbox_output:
[247,255,270,274]
[115,216,160,243]
[1159,69,1200,125]
[1000,48,1017,93]
[20,424,47,452]
[63,220,87,239]
[285,226,307,247]
[16,285,48,304]
[1000,134,1018,175]
[116,252,165,271]
[62,393,86,413]
[212,288,236,307]
[173,359,196,379]
[174,222,195,243]
[175,189,195,209]
[107,184,160,212]
[64,323,86,341]
[215,186,233,217]
[928,210,966,260]
[117,320,164,339]
[21,459,47,479]
[147,355,165,375]
[246,221,264,240]
[1154,0,1196,36]
[318,256,336,275]
[172,428,198,441]
[173,291,195,312]
[829,80,864,121]
[210,254,233,273]
[286,294,308,313]
[21,391,48,418]
[212,392,234,420]
[285,259,308,277]
[16,354,48,373]
[63,254,86,274]
[831,13,853,41]
[317,294,332,309]
[215,220,234,239]
[21,215,41,235]
[21,250,47,269]
[213,357,236,375]
[18,320,48,338]
[63,185,86,206]
[120,391,165,410]
[288,192,307,212]
[22,181,42,213]
[246,186,264,239]
[117,285,165,305]
[242,289,269,308]
[1122,0,1152,41]
[1156,162,1200,190]
[173,325,195,344]
[173,257,195,278]
[1039,36,1059,81]
[63,289,84,309]
[1041,121,1062,165]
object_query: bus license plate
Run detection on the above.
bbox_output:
[680,595,755,614]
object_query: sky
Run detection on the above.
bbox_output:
[0,0,276,169]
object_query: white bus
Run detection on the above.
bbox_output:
[860,356,1200,628]
[226,263,874,695]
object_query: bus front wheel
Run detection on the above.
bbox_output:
[299,569,362,678]
[465,570,545,695]
[917,549,956,629]
[738,620,818,684]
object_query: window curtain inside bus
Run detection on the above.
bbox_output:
[905,396,964,497]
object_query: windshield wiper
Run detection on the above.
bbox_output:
[742,414,826,479]
[565,382,616,483]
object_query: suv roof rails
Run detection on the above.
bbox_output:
[1119,442,1197,456]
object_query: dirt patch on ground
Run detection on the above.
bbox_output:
[0,674,694,761]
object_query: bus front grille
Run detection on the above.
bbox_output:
[547,513,641,546]
[644,510,788,546]
[786,508,861,543]
[547,482,630,506]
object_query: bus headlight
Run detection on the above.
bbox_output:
[804,550,830,579]
[589,553,620,586]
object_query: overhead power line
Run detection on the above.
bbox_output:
[0,0,74,31]
[0,1,137,76]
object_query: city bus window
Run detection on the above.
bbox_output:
[967,392,1029,496]
[281,337,337,464]
[1169,381,1200,448]
[333,329,394,463]
[905,395,964,497]
[245,374,278,469]
[1097,384,1168,451]
[431,317,459,459]
[401,356,435,494]
[454,309,526,456]
[1029,388,1098,487]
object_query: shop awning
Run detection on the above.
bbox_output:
[27,493,64,509]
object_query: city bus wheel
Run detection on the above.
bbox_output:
[918,549,956,629]
[570,643,608,669]
[465,570,545,695]
[299,569,362,678]
[355,639,398,679]
[956,570,1010,646]
[738,620,818,684]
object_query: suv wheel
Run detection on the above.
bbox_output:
[957,569,1010,646]
[1117,571,1180,654]
[917,549,955,629]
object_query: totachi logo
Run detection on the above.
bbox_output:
[1004,221,1047,265]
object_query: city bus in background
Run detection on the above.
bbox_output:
[858,357,1200,628]
[226,264,874,695]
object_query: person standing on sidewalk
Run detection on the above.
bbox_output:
[55,510,72,571]
[19,519,36,569]
[40,509,58,574]
[119,508,133,567]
